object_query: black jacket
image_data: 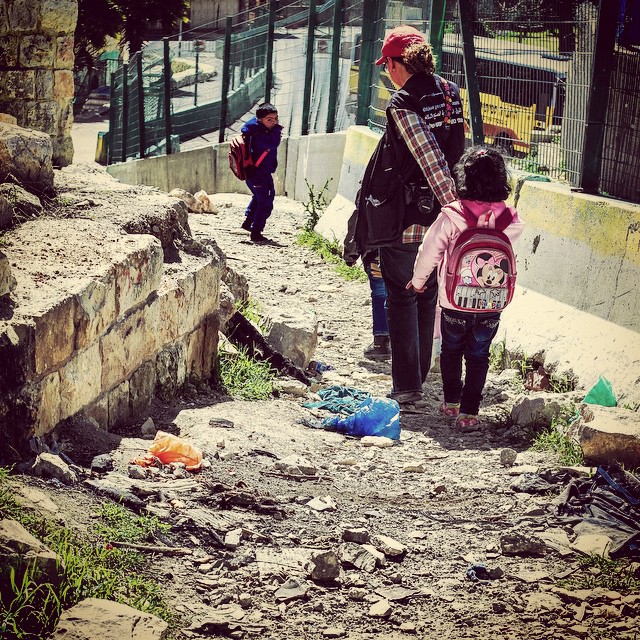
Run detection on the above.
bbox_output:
[387,72,465,229]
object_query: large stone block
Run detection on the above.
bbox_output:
[24,99,57,133]
[6,0,38,32]
[0,70,35,100]
[53,70,73,99]
[0,321,34,392]
[55,35,74,69]
[84,395,108,431]
[100,304,159,391]
[34,69,54,99]
[59,343,101,420]
[51,598,168,640]
[0,250,17,296]
[34,371,60,436]
[114,239,164,317]
[129,360,156,418]
[186,326,206,380]
[201,313,220,378]
[193,259,220,324]
[579,405,640,468]
[32,295,76,376]
[266,307,318,370]
[74,273,118,351]
[0,35,19,67]
[107,379,129,430]
[0,122,53,191]
[40,0,78,34]
[19,34,55,68]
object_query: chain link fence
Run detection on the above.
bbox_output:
[106,0,640,204]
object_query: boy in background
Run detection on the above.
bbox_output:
[240,103,283,243]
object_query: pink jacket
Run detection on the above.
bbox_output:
[411,199,525,311]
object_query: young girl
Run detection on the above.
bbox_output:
[409,146,525,430]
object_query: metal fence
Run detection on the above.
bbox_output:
[106,0,640,204]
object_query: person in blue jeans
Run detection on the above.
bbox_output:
[410,146,525,430]
[240,103,283,243]
[363,251,390,360]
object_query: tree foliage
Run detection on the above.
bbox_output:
[74,0,189,60]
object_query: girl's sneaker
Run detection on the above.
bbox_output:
[439,402,460,418]
[456,414,480,431]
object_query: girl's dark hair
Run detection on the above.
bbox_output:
[454,146,511,202]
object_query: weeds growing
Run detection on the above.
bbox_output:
[530,408,584,466]
[217,345,275,400]
[297,230,367,282]
[0,470,176,639]
[559,554,640,593]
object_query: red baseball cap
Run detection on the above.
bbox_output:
[375,25,427,65]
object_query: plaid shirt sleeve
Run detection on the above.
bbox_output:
[390,107,457,206]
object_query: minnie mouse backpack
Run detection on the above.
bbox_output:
[445,206,517,312]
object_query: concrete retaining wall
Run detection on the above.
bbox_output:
[105,125,640,403]
[107,132,347,208]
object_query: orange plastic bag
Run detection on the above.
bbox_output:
[134,431,203,471]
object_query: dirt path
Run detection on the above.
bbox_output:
[17,194,639,639]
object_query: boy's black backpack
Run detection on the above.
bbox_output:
[228,135,268,180]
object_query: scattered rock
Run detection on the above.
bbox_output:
[90,454,113,474]
[361,436,395,448]
[309,550,341,581]
[373,534,406,557]
[274,578,309,602]
[499,531,547,556]
[32,453,77,485]
[500,448,518,467]
[369,599,392,618]
[275,455,317,476]
[306,496,336,511]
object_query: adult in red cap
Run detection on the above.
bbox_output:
[353,24,465,407]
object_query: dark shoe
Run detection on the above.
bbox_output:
[387,390,423,406]
[241,218,252,231]
[364,336,391,361]
[251,232,270,243]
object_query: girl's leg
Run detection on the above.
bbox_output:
[440,310,468,405]
[460,314,501,415]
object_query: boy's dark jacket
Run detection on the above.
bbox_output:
[241,116,283,176]
[344,72,464,264]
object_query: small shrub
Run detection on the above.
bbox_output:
[93,502,170,544]
[303,178,332,232]
[237,298,271,335]
[217,345,274,400]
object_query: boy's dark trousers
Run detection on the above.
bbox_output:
[440,309,500,415]
[244,173,275,233]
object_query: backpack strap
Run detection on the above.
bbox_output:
[254,150,269,167]
[460,202,514,231]
[244,132,270,168]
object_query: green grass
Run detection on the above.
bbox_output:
[217,345,275,400]
[530,411,584,466]
[0,469,177,639]
[237,297,271,335]
[559,554,640,593]
[296,230,367,282]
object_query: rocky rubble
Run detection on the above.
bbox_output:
[2,192,640,640]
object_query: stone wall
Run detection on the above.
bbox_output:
[0,0,77,167]
[0,165,222,459]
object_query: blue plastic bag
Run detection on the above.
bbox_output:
[322,397,400,440]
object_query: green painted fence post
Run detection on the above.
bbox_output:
[356,0,383,126]
[458,0,483,145]
[136,53,146,159]
[302,0,317,136]
[107,72,116,165]
[219,17,232,144]
[265,0,277,102]
[121,62,129,163]
[580,0,617,195]
[162,38,173,155]
[326,0,344,133]
[429,0,446,74]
